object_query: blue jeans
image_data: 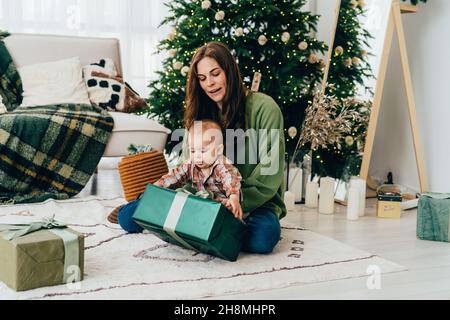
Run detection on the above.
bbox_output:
[118,200,281,254]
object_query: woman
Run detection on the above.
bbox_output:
[117,42,286,254]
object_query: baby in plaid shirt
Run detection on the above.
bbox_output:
[154,120,243,219]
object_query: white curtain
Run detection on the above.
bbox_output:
[0,0,170,97]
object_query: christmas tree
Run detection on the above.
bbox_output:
[327,0,373,100]
[145,0,327,156]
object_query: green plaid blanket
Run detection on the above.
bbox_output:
[0,104,113,204]
[0,35,23,111]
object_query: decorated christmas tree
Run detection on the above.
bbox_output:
[326,0,373,100]
[145,0,327,156]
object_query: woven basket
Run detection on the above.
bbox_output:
[118,150,169,201]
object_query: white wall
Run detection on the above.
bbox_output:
[370,1,450,193]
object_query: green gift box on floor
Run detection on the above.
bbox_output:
[132,184,246,262]
[417,193,450,243]
[0,219,84,292]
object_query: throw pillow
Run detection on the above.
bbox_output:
[83,58,118,78]
[83,59,147,113]
[0,40,23,111]
[18,57,91,107]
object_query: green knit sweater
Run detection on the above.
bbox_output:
[235,92,286,219]
[181,92,286,219]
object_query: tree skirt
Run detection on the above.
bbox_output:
[0,196,406,300]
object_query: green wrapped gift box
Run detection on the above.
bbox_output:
[132,184,246,262]
[0,224,84,292]
[417,193,450,243]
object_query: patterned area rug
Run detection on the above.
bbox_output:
[0,196,406,300]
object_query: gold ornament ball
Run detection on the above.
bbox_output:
[167,28,176,41]
[344,57,353,67]
[345,136,354,146]
[352,57,361,65]
[234,27,244,37]
[181,66,190,77]
[168,49,177,58]
[215,10,225,21]
[288,127,298,138]
[334,46,344,55]
[173,61,183,70]
[308,53,318,64]
[201,0,211,10]
[298,41,308,50]
[258,35,268,46]
[281,32,290,43]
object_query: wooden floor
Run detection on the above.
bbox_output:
[214,199,450,300]
[89,165,450,300]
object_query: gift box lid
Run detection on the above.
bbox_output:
[133,184,232,243]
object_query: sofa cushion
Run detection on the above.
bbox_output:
[103,112,171,156]
[83,58,146,113]
[18,57,91,107]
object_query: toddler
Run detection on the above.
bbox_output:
[154,119,243,219]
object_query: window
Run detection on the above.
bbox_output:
[0,0,170,96]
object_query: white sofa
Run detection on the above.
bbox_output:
[3,33,171,156]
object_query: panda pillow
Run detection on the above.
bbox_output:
[83,59,147,113]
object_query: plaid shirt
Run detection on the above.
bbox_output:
[154,155,242,204]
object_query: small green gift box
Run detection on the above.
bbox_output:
[132,184,246,262]
[417,193,450,243]
[0,217,84,291]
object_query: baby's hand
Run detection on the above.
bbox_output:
[227,194,243,220]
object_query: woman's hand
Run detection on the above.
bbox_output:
[227,194,243,220]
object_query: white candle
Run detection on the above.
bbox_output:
[288,168,303,202]
[284,191,295,211]
[319,177,335,214]
[347,186,360,221]
[305,181,319,208]
[350,177,366,217]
